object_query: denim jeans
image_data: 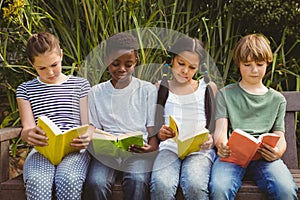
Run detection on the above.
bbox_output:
[209,157,298,200]
[83,155,152,200]
[150,150,213,200]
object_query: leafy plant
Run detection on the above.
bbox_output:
[1,0,300,156]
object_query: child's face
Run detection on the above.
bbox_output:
[171,51,199,84]
[239,60,267,85]
[31,49,63,84]
[107,50,136,87]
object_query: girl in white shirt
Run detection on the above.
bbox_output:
[150,36,217,200]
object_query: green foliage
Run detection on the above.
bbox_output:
[0,0,299,145]
[230,0,300,39]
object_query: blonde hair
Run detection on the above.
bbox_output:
[233,34,273,66]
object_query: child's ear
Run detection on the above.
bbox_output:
[134,51,139,66]
[60,49,63,61]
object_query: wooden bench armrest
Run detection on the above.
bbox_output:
[0,127,22,142]
[0,127,22,183]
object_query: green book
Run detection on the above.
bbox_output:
[91,129,143,157]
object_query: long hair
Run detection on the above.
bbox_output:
[154,36,213,136]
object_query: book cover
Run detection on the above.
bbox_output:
[169,115,209,160]
[35,116,89,165]
[220,129,280,168]
[252,133,281,160]
[91,129,143,157]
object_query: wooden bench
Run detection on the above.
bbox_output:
[1,91,300,199]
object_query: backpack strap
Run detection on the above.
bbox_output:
[155,80,217,140]
[154,80,169,140]
[204,82,217,132]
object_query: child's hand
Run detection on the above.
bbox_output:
[71,132,92,150]
[201,134,213,150]
[217,143,231,158]
[157,125,175,141]
[258,143,280,161]
[22,126,48,146]
[128,143,156,153]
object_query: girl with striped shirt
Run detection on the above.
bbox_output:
[16,32,92,200]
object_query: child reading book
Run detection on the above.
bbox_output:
[83,32,158,200]
[16,32,93,199]
[150,36,218,199]
[168,115,210,160]
[220,129,280,168]
[209,34,298,199]
[35,115,89,165]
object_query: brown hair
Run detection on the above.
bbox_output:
[233,34,273,67]
[155,36,215,137]
[26,32,61,63]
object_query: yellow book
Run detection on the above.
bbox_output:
[35,116,89,165]
[91,129,143,157]
[169,115,209,160]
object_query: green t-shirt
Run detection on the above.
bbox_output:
[215,83,286,137]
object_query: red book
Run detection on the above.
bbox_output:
[220,129,280,168]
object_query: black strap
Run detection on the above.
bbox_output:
[204,84,216,132]
[155,82,215,135]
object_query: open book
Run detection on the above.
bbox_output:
[169,115,209,160]
[91,129,143,157]
[35,116,89,165]
[220,129,280,168]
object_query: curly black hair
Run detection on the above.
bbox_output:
[106,32,139,55]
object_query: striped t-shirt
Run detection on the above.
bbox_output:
[16,76,90,132]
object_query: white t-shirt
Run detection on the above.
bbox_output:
[88,77,157,143]
[159,79,215,160]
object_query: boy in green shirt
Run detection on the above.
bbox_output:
[209,34,298,200]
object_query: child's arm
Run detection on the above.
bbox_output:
[147,126,159,151]
[258,130,287,161]
[71,96,94,149]
[80,96,89,125]
[17,98,48,146]
[213,118,231,158]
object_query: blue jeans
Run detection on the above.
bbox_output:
[209,157,298,200]
[150,150,213,200]
[83,155,152,200]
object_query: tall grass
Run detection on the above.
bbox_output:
[1,0,299,129]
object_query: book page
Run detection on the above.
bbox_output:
[38,115,61,135]
[118,131,143,140]
[93,131,117,141]
[179,128,209,142]
[233,129,260,144]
